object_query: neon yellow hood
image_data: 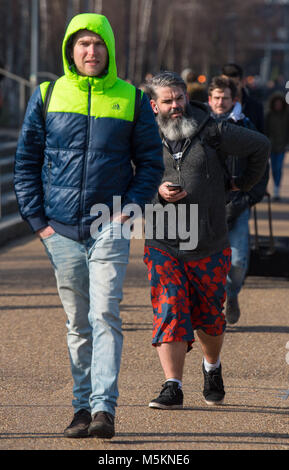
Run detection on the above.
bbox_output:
[62,13,117,91]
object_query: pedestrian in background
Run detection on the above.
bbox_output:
[221,63,264,134]
[181,68,208,103]
[208,75,269,325]
[265,92,289,201]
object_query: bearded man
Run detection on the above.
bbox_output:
[144,71,270,409]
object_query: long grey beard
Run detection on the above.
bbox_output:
[157,113,198,141]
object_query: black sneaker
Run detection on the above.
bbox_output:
[225,296,241,325]
[88,411,115,439]
[63,409,91,438]
[149,381,183,409]
[202,363,225,405]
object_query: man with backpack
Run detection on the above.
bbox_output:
[14,13,164,439]
[144,71,269,410]
[208,76,269,325]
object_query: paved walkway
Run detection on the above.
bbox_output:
[0,156,289,451]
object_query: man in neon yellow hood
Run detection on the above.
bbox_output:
[15,13,164,439]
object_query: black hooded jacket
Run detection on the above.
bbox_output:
[145,101,270,261]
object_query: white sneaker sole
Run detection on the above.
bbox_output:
[149,402,183,410]
[204,397,224,406]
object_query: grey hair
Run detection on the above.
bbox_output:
[147,71,187,100]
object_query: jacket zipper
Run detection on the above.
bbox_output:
[232,156,236,178]
[47,160,52,207]
[80,82,91,240]
[163,138,191,184]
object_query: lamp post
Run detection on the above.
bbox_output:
[264,0,289,80]
[30,0,39,92]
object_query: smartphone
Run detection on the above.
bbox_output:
[167,183,182,190]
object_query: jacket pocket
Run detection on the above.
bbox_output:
[199,207,215,242]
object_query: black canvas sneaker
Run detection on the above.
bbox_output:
[149,381,183,409]
[202,362,225,405]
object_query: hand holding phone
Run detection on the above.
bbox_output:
[159,181,187,202]
[167,183,183,191]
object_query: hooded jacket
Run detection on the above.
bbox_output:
[145,101,270,260]
[14,14,164,241]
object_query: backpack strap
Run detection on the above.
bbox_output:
[201,120,223,154]
[42,81,56,121]
[133,88,142,125]
[200,120,232,190]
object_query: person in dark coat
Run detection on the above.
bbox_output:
[208,75,269,325]
[265,92,289,201]
[221,63,264,133]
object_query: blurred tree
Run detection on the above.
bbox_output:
[0,0,286,126]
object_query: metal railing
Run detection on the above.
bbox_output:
[0,67,33,127]
[0,67,58,127]
[0,67,58,220]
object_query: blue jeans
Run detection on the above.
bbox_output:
[41,222,130,416]
[270,152,285,189]
[226,207,250,299]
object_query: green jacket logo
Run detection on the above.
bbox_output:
[112,103,120,110]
